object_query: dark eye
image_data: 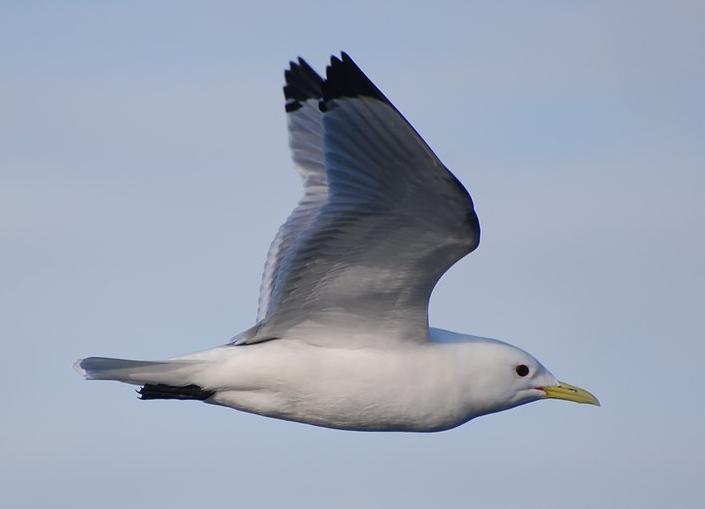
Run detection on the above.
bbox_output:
[515,364,530,377]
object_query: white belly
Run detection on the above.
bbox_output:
[193,340,472,432]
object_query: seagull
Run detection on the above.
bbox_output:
[76,53,599,432]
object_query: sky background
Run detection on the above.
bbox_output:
[2,1,704,508]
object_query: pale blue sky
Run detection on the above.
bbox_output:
[2,1,704,508]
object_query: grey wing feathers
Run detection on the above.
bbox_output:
[256,59,327,322]
[247,53,479,346]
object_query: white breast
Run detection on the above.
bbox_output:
[196,339,478,432]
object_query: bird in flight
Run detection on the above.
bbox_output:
[76,53,599,432]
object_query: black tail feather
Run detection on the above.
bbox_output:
[138,384,215,401]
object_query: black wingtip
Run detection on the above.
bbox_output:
[283,57,324,112]
[138,383,215,401]
[320,52,390,111]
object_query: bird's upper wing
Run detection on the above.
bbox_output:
[256,58,327,322]
[241,53,480,346]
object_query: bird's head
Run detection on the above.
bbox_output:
[459,338,600,417]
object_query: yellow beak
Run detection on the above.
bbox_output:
[541,381,600,406]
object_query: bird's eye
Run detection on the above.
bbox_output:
[515,364,530,377]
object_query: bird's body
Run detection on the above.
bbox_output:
[189,330,553,432]
[76,53,598,431]
[82,329,555,432]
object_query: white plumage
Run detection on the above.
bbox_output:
[76,53,598,432]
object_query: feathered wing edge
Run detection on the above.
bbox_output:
[240,53,479,346]
[255,58,328,324]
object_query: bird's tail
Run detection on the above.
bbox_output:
[74,357,213,400]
